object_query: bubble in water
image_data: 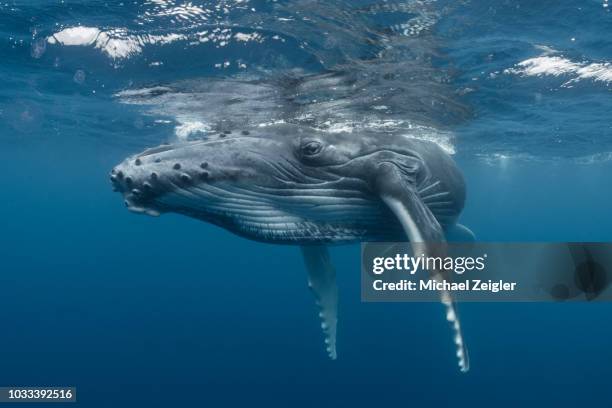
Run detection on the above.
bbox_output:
[323,36,338,50]
[30,38,46,59]
[5,100,43,134]
[73,70,86,84]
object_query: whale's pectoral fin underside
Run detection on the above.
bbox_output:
[376,164,470,372]
[301,245,338,360]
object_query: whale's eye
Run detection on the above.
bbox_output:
[301,141,323,157]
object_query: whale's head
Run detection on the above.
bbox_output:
[111,124,464,243]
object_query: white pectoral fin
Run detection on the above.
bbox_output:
[440,286,470,372]
[301,245,338,360]
[381,190,470,373]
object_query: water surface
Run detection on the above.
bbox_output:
[1,1,611,406]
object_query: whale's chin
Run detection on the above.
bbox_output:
[132,181,402,244]
[185,215,375,244]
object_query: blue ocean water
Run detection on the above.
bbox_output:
[1,1,612,406]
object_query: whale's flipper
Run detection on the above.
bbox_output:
[376,163,469,372]
[445,224,476,242]
[301,245,338,360]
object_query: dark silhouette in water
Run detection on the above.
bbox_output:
[549,244,609,301]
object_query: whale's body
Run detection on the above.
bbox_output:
[111,123,472,371]
[111,125,466,242]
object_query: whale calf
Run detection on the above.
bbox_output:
[111,123,473,371]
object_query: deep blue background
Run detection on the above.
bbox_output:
[2,139,612,407]
[1,1,612,407]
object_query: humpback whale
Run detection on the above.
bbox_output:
[110,123,473,372]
